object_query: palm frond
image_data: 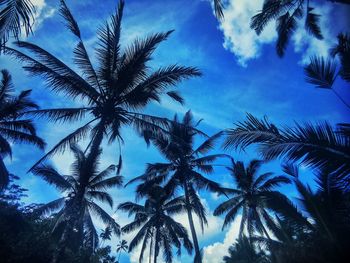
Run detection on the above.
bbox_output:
[23,107,92,123]
[0,127,45,149]
[223,113,280,150]
[28,120,94,171]
[304,56,337,88]
[121,65,200,108]
[193,131,223,155]
[34,197,66,216]
[87,190,114,208]
[0,0,35,49]
[250,1,294,35]
[88,201,120,236]
[32,164,72,191]
[89,175,123,191]
[259,175,291,190]
[213,0,224,19]
[276,9,300,57]
[59,0,81,38]
[0,69,14,100]
[305,7,323,40]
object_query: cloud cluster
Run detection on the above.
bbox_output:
[218,0,277,67]
[29,0,56,33]
[202,215,242,263]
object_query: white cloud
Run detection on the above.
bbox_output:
[203,215,242,263]
[30,0,56,33]
[218,0,277,67]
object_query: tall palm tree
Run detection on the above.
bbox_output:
[0,69,45,189]
[304,33,350,108]
[32,144,122,263]
[116,239,128,263]
[213,159,299,239]
[250,0,350,57]
[100,226,112,247]
[223,113,350,183]
[223,235,269,263]
[0,0,35,51]
[4,0,201,171]
[127,111,227,263]
[118,185,193,263]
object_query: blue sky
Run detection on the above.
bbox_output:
[1,0,349,262]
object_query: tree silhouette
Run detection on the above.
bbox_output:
[119,185,192,263]
[0,0,35,51]
[127,111,227,263]
[32,145,122,263]
[100,226,112,247]
[250,0,350,57]
[0,69,45,189]
[214,159,294,239]
[116,239,128,263]
[4,0,201,171]
[304,33,350,108]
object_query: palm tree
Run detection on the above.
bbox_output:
[214,159,299,239]
[32,144,122,263]
[304,33,350,108]
[100,226,112,247]
[0,0,35,51]
[127,111,227,263]
[223,235,269,263]
[250,0,350,57]
[0,69,45,189]
[223,113,350,183]
[118,185,193,263]
[4,0,201,171]
[116,239,128,263]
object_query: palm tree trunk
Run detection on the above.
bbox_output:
[51,195,85,263]
[86,121,105,164]
[183,180,202,263]
[0,156,9,190]
[149,229,153,263]
[117,250,121,263]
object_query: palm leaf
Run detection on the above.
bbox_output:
[0,0,35,49]
[304,56,337,88]
[305,7,323,40]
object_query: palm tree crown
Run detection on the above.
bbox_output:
[0,69,45,188]
[32,145,123,258]
[0,0,35,51]
[127,110,226,263]
[214,159,295,238]
[119,185,192,263]
[4,0,201,170]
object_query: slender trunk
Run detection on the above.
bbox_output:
[0,156,9,190]
[154,227,160,263]
[149,229,153,263]
[117,250,121,263]
[183,180,202,263]
[332,89,350,110]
